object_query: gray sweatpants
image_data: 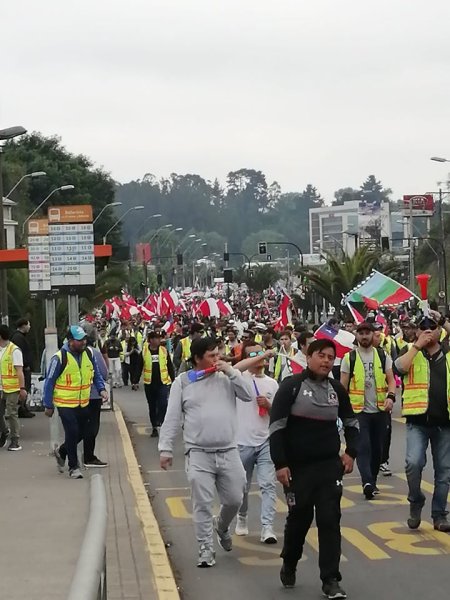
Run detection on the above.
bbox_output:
[186,448,246,548]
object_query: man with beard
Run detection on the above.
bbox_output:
[340,322,396,499]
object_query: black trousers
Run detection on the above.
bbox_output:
[144,384,169,428]
[356,411,388,486]
[281,457,344,582]
[83,398,102,462]
[121,363,130,386]
[381,412,392,464]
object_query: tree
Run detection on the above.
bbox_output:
[333,187,360,206]
[3,133,118,245]
[298,247,384,312]
[360,175,392,204]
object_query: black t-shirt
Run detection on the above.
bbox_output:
[405,347,450,427]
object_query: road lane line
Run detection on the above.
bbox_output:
[115,405,180,600]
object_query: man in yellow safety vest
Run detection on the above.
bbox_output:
[143,331,175,437]
[395,312,450,532]
[0,325,28,451]
[341,321,396,500]
[173,323,205,374]
[43,326,108,479]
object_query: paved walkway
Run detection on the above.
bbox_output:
[0,402,178,600]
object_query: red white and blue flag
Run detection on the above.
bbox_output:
[314,324,355,359]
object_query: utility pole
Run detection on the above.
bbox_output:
[439,188,448,308]
[0,148,8,323]
[408,198,415,293]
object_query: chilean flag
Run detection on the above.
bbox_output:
[314,324,355,359]
[198,298,220,318]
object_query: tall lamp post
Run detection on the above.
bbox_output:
[5,171,46,198]
[93,201,123,224]
[0,126,27,323]
[22,185,75,237]
[102,205,145,245]
[430,157,450,306]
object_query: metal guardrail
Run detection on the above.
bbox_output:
[67,474,108,600]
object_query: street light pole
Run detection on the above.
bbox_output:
[0,125,27,323]
[93,201,123,224]
[22,185,75,237]
[102,205,145,244]
[5,171,47,198]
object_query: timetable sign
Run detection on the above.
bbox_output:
[48,205,96,287]
[28,219,51,291]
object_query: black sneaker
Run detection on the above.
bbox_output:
[54,447,66,473]
[151,428,159,438]
[433,517,450,532]
[84,457,108,468]
[8,439,22,451]
[363,483,375,500]
[280,562,296,588]
[322,579,347,599]
[0,430,8,448]
[407,505,422,529]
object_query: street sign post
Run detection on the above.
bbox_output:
[402,195,434,216]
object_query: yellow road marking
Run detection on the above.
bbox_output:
[341,527,390,560]
[369,521,450,555]
[115,405,180,600]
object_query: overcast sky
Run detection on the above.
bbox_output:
[3,0,450,203]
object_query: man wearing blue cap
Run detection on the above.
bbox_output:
[43,326,108,479]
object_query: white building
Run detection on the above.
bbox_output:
[309,200,392,256]
[2,197,18,249]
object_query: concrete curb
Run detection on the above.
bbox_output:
[114,405,180,600]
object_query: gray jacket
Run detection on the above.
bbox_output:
[159,368,253,457]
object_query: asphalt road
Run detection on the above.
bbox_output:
[116,386,450,600]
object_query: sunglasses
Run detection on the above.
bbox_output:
[248,350,265,357]
[419,325,438,331]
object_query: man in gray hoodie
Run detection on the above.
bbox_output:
[159,336,254,568]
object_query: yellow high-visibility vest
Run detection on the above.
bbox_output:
[274,348,296,382]
[180,337,191,362]
[1,342,20,393]
[53,350,94,408]
[142,344,171,385]
[402,350,450,416]
[348,349,387,413]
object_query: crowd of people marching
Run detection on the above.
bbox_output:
[2,288,449,599]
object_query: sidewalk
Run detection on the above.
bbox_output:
[0,401,178,600]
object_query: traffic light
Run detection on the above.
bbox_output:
[381,237,390,251]
[258,241,267,255]
[176,253,183,266]
[249,269,254,278]
[223,252,229,262]
[267,254,272,261]
[157,273,163,285]
[224,268,233,283]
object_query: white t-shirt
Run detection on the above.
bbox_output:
[0,345,23,391]
[236,372,279,446]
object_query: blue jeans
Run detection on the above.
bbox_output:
[405,423,450,520]
[238,440,277,527]
[58,406,89,470]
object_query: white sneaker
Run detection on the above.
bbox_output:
[235,516,249,536]
[69,468,84,479]
[261,525,277,544]
[197,544,216,568]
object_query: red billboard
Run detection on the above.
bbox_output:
[402,195,434,216]
[135,243,151,263]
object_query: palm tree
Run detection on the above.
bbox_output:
[298,247,385,312]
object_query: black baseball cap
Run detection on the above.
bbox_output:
[356,321,375,332]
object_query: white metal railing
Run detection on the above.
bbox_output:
[67,474,108,600]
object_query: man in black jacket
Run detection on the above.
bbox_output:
[11,318,35,418]
[269,338,359,600]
